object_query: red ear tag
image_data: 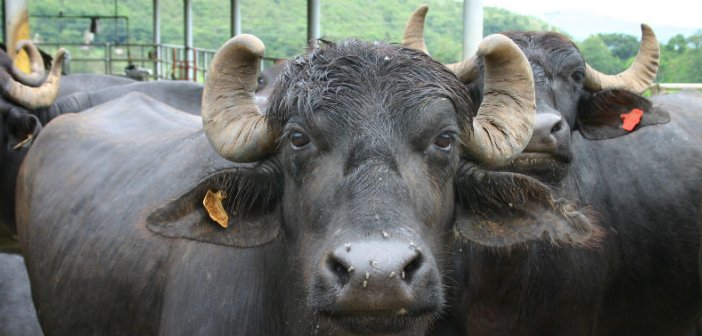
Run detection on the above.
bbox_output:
[620,108,644,132]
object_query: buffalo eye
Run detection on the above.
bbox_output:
[289,131,310,148]
[571,70,585,82]
[433,131,456,151]
[257,76,265,87]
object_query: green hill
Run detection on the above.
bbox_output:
[24,0,702,82]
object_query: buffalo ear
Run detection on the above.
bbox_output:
[454,164,600,247]
[4,108,41,150]
[577,89,669,140]
[146,165,283,248]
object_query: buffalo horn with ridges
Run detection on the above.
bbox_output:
[12,40,46,86]
[0,48,65,109]
[584,24,659,93]
[202,34,277,163]
[402,5,480,82]
[461,35,536,166]
[401,5,429,54]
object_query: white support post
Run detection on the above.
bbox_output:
[153,0,161,79]
[184,0,193,80]
[231,0,241,37]
[307,0,320,48]
[463,0,483,58]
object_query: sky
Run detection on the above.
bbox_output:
[478,0,702,41]
[483,0,702,28]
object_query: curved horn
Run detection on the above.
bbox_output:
[445,57,481,83]
[12,40,46,86]
[402,5,429,54]
[584,24,659,93]
[0,48,65,109]
[402,5,480,82]
[202,34,277,163]
[460,34,536,166]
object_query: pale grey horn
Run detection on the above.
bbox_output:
[201,34,277,163]
[584,24,659,93]
[1,48,65,109]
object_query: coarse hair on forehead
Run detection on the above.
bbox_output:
[266,39,475,130]
[503,31,578,53]
[502,31,585,66]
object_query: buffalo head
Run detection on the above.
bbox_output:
[403,6,668,186]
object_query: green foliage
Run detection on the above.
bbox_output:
[658,31,702,83]
[579,35,628,74]
[597,33,638,60]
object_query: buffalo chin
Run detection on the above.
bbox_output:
[320,309,434,335]
[499,152,571,185]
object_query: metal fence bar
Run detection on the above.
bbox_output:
[649,83,702,95]
[33,42,314,82]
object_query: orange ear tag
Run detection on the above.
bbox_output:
[203,190,229,228]
[620,109,643,132]
[620,108,644,132]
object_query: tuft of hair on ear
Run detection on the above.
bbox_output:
[146,160,284,248]
[203,160,283,219]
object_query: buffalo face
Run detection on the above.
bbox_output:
[276,97,458,333]
[267,40,470,334]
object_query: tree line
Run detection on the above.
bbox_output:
[23,0,702,83]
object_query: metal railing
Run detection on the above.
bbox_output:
[30,43,702,92]
[35,42,283,82]
[649,83,702,95]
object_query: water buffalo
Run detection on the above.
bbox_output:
[0,253,42,336]
[1,47,286,241]
[405,6,702,336]
[0,45,65,237]
[15,33,554,335]
[58,73,136,97]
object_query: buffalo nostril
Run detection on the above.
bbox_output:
[401,252,424,283]
[525,113,563,153]
[326,254,351,286]
[551,119,563,134]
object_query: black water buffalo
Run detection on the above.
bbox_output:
[0,253,42,336]
[405,6,702,336]
[50,59,286,118]
[0,45,65,237]
[16,33,551,335]
[58,73,136,97]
